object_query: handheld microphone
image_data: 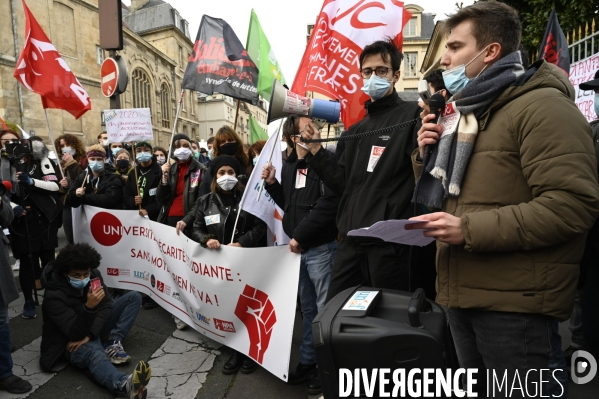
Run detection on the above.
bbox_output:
[423,93,446,163]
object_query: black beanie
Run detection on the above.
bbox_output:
[172,134,191,144]
[210,155,242,177]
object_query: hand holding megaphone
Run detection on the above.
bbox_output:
[300,122,322,155]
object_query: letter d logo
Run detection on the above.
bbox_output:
[571,350,597,384]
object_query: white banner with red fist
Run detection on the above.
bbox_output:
[72,206,300,381]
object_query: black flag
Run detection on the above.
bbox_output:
[537,8,570,75]
[183,15,259,104]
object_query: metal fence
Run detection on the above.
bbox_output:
[568,18,599,63]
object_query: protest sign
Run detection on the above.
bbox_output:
[73,206,300,381]
[569,52,599,122]
[104,108,153,142]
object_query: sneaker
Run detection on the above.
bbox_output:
[0,375,32,394]
[104,341,131,365]
[288,362,317,384]
[173,316,187,330]
[22,300,36,319]
[12,260,20,271]
[123,360,151,399]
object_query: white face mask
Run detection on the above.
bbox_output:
[156,156,166,165]
[216,175,238,191]
[173,147,192,161]
[102,139,108,146]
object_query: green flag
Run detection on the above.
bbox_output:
[249,115,269,144]
[246,9,286,101]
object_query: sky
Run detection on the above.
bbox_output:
[123,0,476,86]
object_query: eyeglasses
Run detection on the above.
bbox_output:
[360,66,393,79]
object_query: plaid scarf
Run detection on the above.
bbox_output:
[413,51,525,209]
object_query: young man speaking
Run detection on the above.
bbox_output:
[408,1,599,396]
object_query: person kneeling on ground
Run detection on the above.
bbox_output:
[39,243,151,398]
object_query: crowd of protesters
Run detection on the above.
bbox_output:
[1,2,599,398]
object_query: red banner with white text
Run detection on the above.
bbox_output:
[291,0,411,128]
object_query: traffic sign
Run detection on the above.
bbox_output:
[101,58,119,97]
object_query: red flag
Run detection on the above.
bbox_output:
[0,117,9,130]
[291,0,411,128]
[13,0,91,119]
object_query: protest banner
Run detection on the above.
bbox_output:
[72,205,300,381]
[569,51,599,122]
[291,0,411,128]
[104,108,153,142]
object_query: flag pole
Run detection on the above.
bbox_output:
[43,109,65,179]
[167,89,185,157]
[256,118,284,202]
[233,99,241,130]
[129,143,142,211]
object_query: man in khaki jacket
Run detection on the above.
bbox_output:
[407,1,599,396]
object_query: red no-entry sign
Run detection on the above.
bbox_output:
[101,58,119,97]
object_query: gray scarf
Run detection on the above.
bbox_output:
[413,51,525,209]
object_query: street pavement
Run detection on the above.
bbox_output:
[4,228,599,398]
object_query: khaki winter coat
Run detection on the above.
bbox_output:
[413,60,599,320]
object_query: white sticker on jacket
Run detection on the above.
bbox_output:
[204,214,220,225]
[190,171,200,188]
[367,146,385,172]
[148,188,157,196]
[295,169,307,189]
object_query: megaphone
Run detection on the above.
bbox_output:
[267,79,341,128]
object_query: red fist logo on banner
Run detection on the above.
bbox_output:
[234,285,277,364]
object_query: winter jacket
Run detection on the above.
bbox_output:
[156,159,206,226]
[265,149,339,250]
[39,262,112,372]
[66,168,124,210]
[307,90,421,238]
[0,194,18,305]
[123,160,162,221]
[190,190,266,248]
[58,158,85,198]
[10,156,63,254]
[412,60,599,320]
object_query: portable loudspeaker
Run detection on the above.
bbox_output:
[267,79,341,127]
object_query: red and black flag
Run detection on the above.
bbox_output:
[537,8,570,75]
[183,15,259,104]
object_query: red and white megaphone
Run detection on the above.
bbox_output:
[267,79,341,128]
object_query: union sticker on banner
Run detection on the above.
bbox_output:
[104,108,153,143]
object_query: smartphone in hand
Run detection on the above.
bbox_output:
[90,277,101,292]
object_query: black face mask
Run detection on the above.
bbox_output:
[116,159,129,170]
[219,142,238,156]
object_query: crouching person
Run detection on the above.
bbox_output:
[39,243,151,398]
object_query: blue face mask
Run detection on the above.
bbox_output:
[442,46,489,94]
[62,146,76,156]
[594,93,599,117]
[69,276,90,290]
[208,149,214,160]
[111,147,122,157]
[136,152,153,163]
[89,160,104,173]
[361,75,392,100]
[193,150,200,160]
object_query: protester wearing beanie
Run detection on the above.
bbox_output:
[66,144,123,210]
[191,154,266,375]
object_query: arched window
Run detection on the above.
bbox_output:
[132,69,152,110]
[160,83,170,129]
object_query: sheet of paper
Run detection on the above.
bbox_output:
[347,219,435,247]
